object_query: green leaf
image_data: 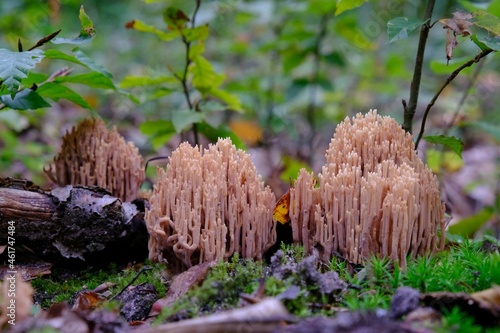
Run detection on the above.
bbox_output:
[210,89,243,112]
[430,58,473,75]
[189,42,205,59]
[424,135,464,158]
[0,49,44,96]
[44,49,112,77]
[0,89,51,110]
[282,51,308,74]
[72,48,112,77]
[52,6,96,44]
[183,25,209,43]
[171,109,204,133]
[471,35,500,51]
[189,56,225,93]
[78,5,94,32]
[44,49,86,65]
[125,19,180,41]
[447,207,494,238]
[387,17,425,43]
[322,51,346,67]
[21,72,48,86]
[197,122,247,150]
[307,0,337,14]
[37,82,93,110]
[140,120,176,149]
[54,72,116,90]
[472,9,500,36]
[335,0,366,16]
[471,34,489,51]
[120,75,177,88]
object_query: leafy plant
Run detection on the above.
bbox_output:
[0,6,129,182]
[388,0,500,149]
[0,6,126,112]
[123,1,244,147]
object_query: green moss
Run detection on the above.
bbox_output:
[31,261,166,308]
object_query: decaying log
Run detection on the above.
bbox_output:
[0,178,147,261]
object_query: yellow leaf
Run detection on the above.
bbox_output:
[273,189,290,224]
[229,120,263,146]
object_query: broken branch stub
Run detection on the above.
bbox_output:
[291,110,446,268]
[146,138,277,270]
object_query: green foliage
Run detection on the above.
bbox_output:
[387,17,425,43]
[155,255,264,323]
[404,240,500,293]
[0,6,125,114]
[52,6,95,44]
[0,49,44,95]
[424,135,464,158]
[123,1,243,145]
[447,207,495,238]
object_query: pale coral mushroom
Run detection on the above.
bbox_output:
[44,117,145,202]
[146,138,276,269]
[290,110,446,268]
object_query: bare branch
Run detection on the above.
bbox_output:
[414,48,493,149]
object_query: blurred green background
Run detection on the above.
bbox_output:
[0,0,499,236]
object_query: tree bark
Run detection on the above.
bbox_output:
[0,178,147,262]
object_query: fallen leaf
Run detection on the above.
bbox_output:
[150,261,217,315]
[0,273,34,326]
[471,286,500,311]
[422,290,500,327]
[72,291,105,313]
[273,189,291,224]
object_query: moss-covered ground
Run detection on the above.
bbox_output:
[30,237,500,332]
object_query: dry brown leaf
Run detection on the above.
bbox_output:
[445,28,458,64]
[471,286,500,310]
[440,11,473,36]
[150,261,217,315]
[71,290,105,313]
[0,273,34,327]
[440,11,473,63]
[422,290,500,327]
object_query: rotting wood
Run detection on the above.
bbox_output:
[0,178,147,262]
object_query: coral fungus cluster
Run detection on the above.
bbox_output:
[145,138,276,269]
[290,111,446,267]
[44,117,145,202]
[47,111,445,270]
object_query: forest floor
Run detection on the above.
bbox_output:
[1,236,499,333]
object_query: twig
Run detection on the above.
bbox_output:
[414,48,493,149]
[110,266,152,301]
[175,0,202,145]
[403,0,436,134]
